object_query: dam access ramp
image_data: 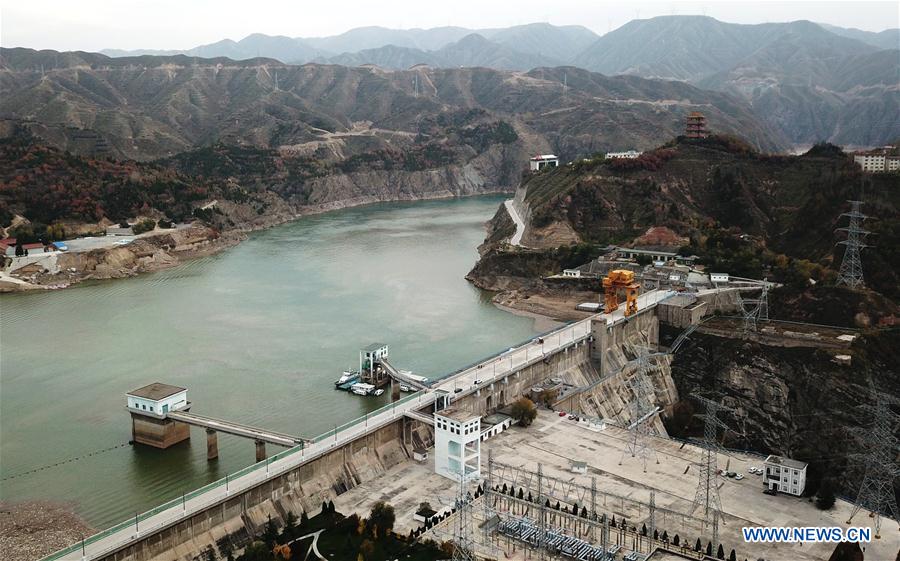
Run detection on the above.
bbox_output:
[380,358,430,391]
[166,410,310,448]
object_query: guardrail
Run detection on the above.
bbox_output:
[311,390,426,443]
[435,319,584,383]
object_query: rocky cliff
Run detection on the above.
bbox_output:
[664,327,900,499]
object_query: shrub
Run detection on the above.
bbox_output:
[132,219,156,234]
[815,480,836,510]
[510,397,538,427]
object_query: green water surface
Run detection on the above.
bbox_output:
[0,196,538,528]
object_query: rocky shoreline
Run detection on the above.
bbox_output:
[0,501,94,561]
[0,190,513,294]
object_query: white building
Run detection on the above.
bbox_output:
[615,247,677,262]
[854,154,885,172]
[434,407,481,481]
[126,383,188,418]
[889,156,900,171]
[606,150,642,159]
[480,413,513,441]
[710,273,730,284]
[562,269,582,278]
[763,455,807,496]
[854,153,900,172]
[529,154,559,171]
[360,343,388,375]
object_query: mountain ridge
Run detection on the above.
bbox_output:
[0,47,786,163]
[87,16,899,147]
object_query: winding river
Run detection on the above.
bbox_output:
[0,196,539,528]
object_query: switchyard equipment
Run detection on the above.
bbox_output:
[603,270,640,316]
[484,454,709,560]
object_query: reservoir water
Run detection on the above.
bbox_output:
[0,196,538,528]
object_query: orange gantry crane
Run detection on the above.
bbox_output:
[602,269,640,316]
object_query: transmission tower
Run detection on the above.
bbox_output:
[740,280,769,333]
[835,200,871,289]
[619,337,662,471]
[451,471,476,561]
[846,388,900,538]
[691,395,735,548]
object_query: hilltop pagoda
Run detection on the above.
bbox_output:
[685,111,709,139]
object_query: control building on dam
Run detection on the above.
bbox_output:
[47,287,874,561]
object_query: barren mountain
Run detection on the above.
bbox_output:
[0,48,785,162]
[574,16,900,147]
[94,17,899,148]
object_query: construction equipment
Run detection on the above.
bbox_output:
[602,270,640,316]
[272,543,292,559]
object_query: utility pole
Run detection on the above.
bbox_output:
[846,387,900,538]
[835,200,871,289]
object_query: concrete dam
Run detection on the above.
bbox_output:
[45,289,712,561]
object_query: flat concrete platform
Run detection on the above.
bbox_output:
[330,412,898,561]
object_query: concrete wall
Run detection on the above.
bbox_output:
[451,340,593,416]
[105,417,434,560]
[590,310,660,377]
[131,414,191,449]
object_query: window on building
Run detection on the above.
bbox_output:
[150,406,154,412]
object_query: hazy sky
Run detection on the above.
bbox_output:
[2,0,898,52]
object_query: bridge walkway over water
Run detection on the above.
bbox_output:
[166,411,311,447]
[380,358,429,391]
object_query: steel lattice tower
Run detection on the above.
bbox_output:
[741,280,769,333]
[619,339,662,471]
[846,389,900,538]
[835,200,871,289]
[451,471,476,561]
[691,395,734,547]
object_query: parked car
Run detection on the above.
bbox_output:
[454,388,463,394]
[735,474,744,480]
[763,488,777,496]
[473,379,483,385]
[726,471,736,478]
[558,411,567,417]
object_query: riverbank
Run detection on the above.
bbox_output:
[0,501,94,561]
[492,286,597,323]
[0,190,513,293]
